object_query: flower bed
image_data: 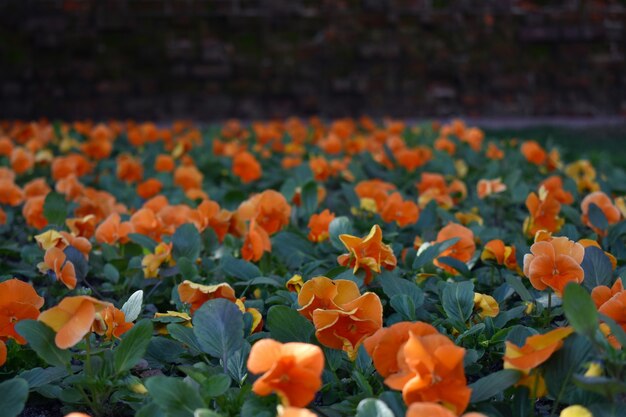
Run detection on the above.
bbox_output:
[0,118,624,417]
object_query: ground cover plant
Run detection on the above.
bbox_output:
[0,118,625,417]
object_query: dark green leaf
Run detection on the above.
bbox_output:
[167,323,203,354]
[128,233,158,251]
[544,334,593,404]
[15,320,72,368]
[220,255,261,280]
[172,223,202,261]
[355,398,394,417]
[146,376,205,417]
[563,283,598,337]
[114,319,153,374]
[18,367,68,389]
[43,192,67,225]
[581,246,613,291]
[193,299,244,366]
[0,378,29,417]
[266,305,315,343]
[200,373,232,398]
[441,281,474,330]
[329,216,353,251]
[588,203,609,231]
[301,180,319,218]
[469,369,521,402]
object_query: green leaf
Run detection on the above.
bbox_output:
[563,283,598,337]
[18,367,68,389]
[390,294,417,321]
[441,281,474,331]
[379,272,424,308]
[146,376,205,417]
[573,374,626,398]
[194,410,224,417]
[167,323,203,354]
[200,373,232,398]
[128,233,158,251]
[220,255,261,280]
[355,398,394,417]
[437,256,471,276]
[193,299,244,366]
[0,378,29,417]
[114,319,153,374]
[225,342,250,384]
[177,257,199,279]
[328,216,353,251]
[588,203,609,231]
[121,290,143,322]
[413,238,459,270]
[266,305,315,343]
[301,180,319,218]
[172,223,202,261]
[581,246,613,291]
[469,369,521,402]
[15,320,71,368]
[544,334,594,404]
[43,192,67,225]
[504,274,533,302]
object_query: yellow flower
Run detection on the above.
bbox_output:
[153,311,192,335]
[455,209,483,226]
[359,198,378,213]
[286,274,304,293]
[455,159,468,178]
[584,362,603,377]
[142,242,174,278]
[560,405,592,417]
[235,299,263,334]
[565,160,599,193]
[35,230,67,250]
[473,293,499,318]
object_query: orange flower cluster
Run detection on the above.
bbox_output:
[481,239,520,273]
[416,172,467,209]
[297,276,382,360]
[592,278,626,335]
[365,322,471,414]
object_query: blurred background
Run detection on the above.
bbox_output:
[1,0,625,121]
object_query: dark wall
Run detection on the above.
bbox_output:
[1,0,625,119]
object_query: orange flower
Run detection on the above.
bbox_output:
[307,209,336,242]
[178,280,237,314]
[236,190,291,236]
[116,154,144,183]
[385,330,470,414]
[406,403,486,417]
[142,242,174,278]
[297,277,360,320]
[503,326,574,395]
[10,147,35,174]
[154,154,175,172]
[416,173,465,209]
[277,406,317,417]
[38,296,112,349]
[395,147,433,171]
[364,321,439,377]
[38,247,77,289]
[137,178,163,200]
[312,291,383,360]
[22,195,48,229]
[591,279,626,333]
[337,224,397,285]
[51,154,92,181]
[233,151,262,183]
[485,142,504,160]
[130,208,161,241]
[309,156,332,182]
[355,179,396,212]
[23,178,51,198]
[523,236,585,295]
[581,191,621,235]
[0,178,24,206]
[524,189,564,236]
[434,136,456,155]
[174,165,203,191]
[242,220,272,262]
[460,127,484,151]
[66,214,98,239]
[92,306,133,341]
[95,213,133,245]
[540,176,573,205]
[521,140,547,166]
[0,207,6,225]
[0,279,45,345]
[247,339,324,407]
[380,193,420,227]
[477,178,506,199]
[433,223,476,274]
[481,239,519,272]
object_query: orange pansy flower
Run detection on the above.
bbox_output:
[23,178,51,198]
[242,220,272,262]
[236,190,291,236]
[433,223,476,274]
[66,214,98,239]
[337,224,397,285]
[0,178,24,206]
[178,280,237,314]
[39,247,77,289]
[22,195,48,229]
[385,331,470,414]
[297,276,360,320]
[247,339,324,407]
[581,191,621,235]
[481,239,519,272]
[0,279,45,345]
[307,209,336,242]
[524,189,564,236]
[354,179,396,212]
[477,178,506,199]
[233,151,262,183]
[174,165,203,191]
[364,321,439,378]
[137,178,163,200]
[38,296,112,349]
[92,306,133,341]
[10,147,35,174]
[95,213,134,245]
[521,140,547,166]
[591,278,626,333]
[523,236,585,295]
[540,176,573,205]
[380,193,420,227]
[277,406,317,417]
[485,142,504,160]
[154,154,175,172]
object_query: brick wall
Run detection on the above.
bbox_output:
[1,0,625,119]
